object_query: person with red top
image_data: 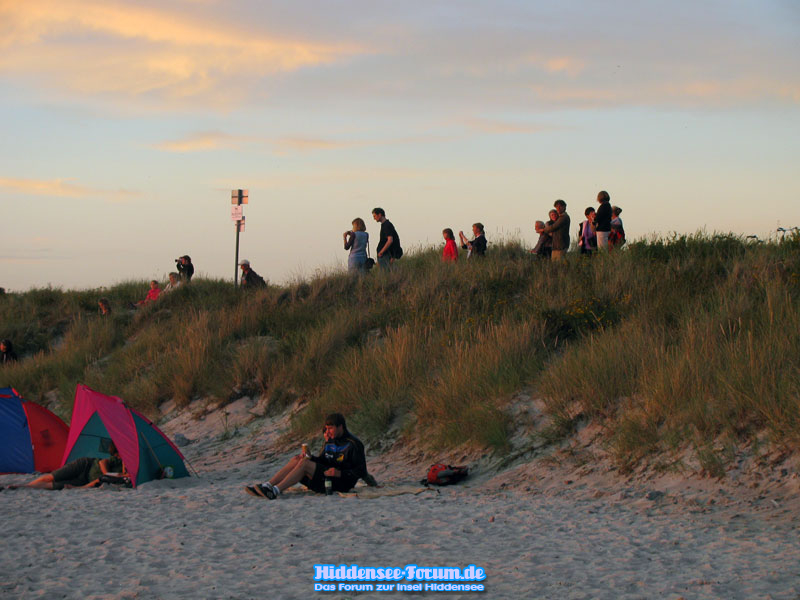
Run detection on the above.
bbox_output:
[442,228,458,262]
[136,280,161,306]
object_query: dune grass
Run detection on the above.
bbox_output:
[1,232,799,469]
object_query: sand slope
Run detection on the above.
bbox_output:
[3,449,799,599]
[2,399,799,599]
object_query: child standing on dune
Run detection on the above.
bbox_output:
[442,228,458,262]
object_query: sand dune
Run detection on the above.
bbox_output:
[2,433,799,600]
[2,399,799,599]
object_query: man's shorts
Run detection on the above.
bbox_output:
[50,457,95,490]
[301,462,356,494]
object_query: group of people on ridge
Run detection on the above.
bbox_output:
[343,208,492,271]
[533,191,625,259]
[342,207,404,272]
[344,193,624,269]
[95,256,194,314]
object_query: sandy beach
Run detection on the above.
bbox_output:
[2,399,799,600]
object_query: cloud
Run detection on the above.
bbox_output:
[273,137,361,153]
[0,0,361,109]
[156,130,458,155]
[1,1,797,114]
[230,164,514,190]
[528,77,800,109]
[462,117,548,134]
[0,253,59,264]
[158,115,555,156]
[155,131,358,154]
[542,57,585,77]
[155,131,257,152]
[0,177,138,201]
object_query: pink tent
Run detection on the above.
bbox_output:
[61,384,189,487]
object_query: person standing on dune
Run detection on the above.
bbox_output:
[372,208,402,268]
[542,200,571,260]
[594,191,612,251]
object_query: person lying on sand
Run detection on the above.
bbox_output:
[7,441,128,490]
[245,413,370,499]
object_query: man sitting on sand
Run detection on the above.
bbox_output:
[7,441,128,490]
[245,413,368,499]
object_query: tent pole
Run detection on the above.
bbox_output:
[182,456,201,479]
[139,430,165,476]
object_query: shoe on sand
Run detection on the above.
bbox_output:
[253,483,276,499]
[244,483,276,499]
[362,473,378,487]
[244,485,264,498]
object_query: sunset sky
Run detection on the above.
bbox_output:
[1,0,798,290]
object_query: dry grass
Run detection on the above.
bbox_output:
[2,232,799,464]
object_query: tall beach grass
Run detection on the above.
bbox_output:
[1,232,798,468]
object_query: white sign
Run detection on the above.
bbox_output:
[231,189,249,204]
[231,205,243,221]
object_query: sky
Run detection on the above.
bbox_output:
[1,0,798,291]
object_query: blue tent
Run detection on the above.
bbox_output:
[0,388,68,473]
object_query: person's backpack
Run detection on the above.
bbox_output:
[365,241,375,270]
[421,463,469,486]
[246,272,266,288]
[391,233,403,259]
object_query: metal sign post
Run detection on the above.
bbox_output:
[231,189,248,286]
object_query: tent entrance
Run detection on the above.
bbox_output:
[64,413,114,463]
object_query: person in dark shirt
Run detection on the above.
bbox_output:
[245,413,369,499]
[371,207,402,268]
[1,339,18,364]
[239,259,267,289]
[7,442,127,490]
[176,255,194,281]
[542,200,571,260]
[594,191,612,251]
[459,223,487,258]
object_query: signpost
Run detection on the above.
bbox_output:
[231,189,248,286]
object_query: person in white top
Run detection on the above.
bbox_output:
[162,272,182,294]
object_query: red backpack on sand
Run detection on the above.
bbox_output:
[422,463,469,486]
